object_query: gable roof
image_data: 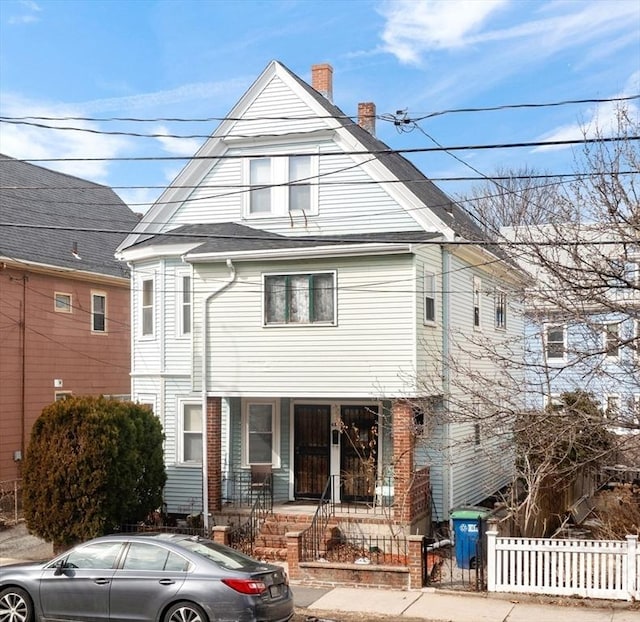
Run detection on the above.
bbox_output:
[117,60,491,253]
[0,155,139,278]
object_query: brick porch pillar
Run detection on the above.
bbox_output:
[392,400,415,526]
[206,397,222,513]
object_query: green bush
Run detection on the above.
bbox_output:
[23,396,166,549]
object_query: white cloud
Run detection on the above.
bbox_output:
[379,0,640,67]
[379,0,508,63]
[153,124,203,157]
[8,0,42,24]
[0,94,130,182]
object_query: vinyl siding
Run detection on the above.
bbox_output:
[192,254,418,398]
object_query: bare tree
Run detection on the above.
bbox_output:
[422,104,640,537]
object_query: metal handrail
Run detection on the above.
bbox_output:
[227,473,273,555]
[300,475,336,561]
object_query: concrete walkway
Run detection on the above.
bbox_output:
[293,585,640,622]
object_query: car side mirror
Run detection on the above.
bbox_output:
[53,559,67,576]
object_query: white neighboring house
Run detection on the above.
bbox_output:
[116,61,526,529]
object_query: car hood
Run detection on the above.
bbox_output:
[0,560,48,571]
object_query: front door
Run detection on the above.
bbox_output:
[340,405,379,502]
[294,404,330,499]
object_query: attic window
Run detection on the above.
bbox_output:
[245,154,318,218]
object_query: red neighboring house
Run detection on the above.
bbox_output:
[0,155,140,481]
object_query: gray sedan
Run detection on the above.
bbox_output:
[0,532,294,622]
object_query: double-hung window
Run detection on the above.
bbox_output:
[244,401,279,466]
[473,277,482,328]
[180,275,192,336]
[604,323,620,359]
[264,272,335,325]
[246,154,317,217]
[181,403,202,463]
[142,279,154,336]
[424,272,436,323]
[495,290,507,330]
[545,324,565,360]
[91,292,106,332]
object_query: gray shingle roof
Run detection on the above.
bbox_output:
[0,155,140,278]
[132,222,440,254]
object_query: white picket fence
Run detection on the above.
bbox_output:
[486,531,640,601]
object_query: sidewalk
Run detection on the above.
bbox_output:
[294,585,640,622]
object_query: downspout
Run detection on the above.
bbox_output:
[201,259,236,530]
[442,248,453,518]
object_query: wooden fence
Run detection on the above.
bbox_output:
[487,530,640,601]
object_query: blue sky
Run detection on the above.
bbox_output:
[1,0,638,213]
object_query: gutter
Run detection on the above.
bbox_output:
[201,259,236,530]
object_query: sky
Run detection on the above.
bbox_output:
[0,0,638,214]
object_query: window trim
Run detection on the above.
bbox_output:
[177,273,192,338]
[178,400,203,465]
[423,271,436,324]
[141,278,154,338]
[91,291,107,333]
[545,324,566,361]
[54,292,72,313]
[494,289,507,330]
[243,153,319,219]
[603,322,621,360]
[473,277,482,329]
[241,399,281,468]
[262,270,337,327]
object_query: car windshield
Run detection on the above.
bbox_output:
[177,538,263,571]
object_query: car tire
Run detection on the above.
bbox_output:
[0,586,34,622]
[163,600,208,622]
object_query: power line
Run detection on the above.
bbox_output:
[2,94,636,125]
[4,135,638,164]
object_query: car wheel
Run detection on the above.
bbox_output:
[0,586,34,622]
[163,601,208,622]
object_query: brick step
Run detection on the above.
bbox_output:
[253,545,288,562]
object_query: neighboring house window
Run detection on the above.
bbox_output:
[55,292,72,313]
[55,391,72,401]
[181,403,203,463]
[92,293,106,332]
[244,401,279,465]
[473,277,481,328]
[634,395,640,424]
[180,275,192,335]
[289,155,311,212]
[264,272,335,325]
[424,272,436,323]
[603,323,620,359]
[495,290,507,330]
[545,325,565,360]
[245,155,318,217]
[605,395,619,421]
[142,279,154,336]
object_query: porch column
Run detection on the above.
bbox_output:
[206,397,222,513]
[392,400,415,525]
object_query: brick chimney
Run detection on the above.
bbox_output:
[358,102,376,135]
[311,63,333,102]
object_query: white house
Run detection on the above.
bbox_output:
[116,61,526,530]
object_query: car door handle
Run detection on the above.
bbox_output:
[159,579,175,585]
[93,578,110,585]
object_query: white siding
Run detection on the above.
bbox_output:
[193,254,419,398]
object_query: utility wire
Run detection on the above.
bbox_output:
[2,94,637,125]
[4,135,638,163]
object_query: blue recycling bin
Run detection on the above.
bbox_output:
[450,507,489,569]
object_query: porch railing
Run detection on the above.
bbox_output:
[300,475,335,562]
[226,472,273,555]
